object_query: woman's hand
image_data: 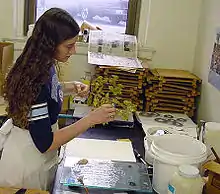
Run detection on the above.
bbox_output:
[63,81,89,97]
[74,82,90,97]
[86,104,116,125]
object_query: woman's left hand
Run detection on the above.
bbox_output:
[63,81,90,97]
[74,82,90,97]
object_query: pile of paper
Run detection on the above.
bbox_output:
[145,69,202,118]
[88,31,142,69]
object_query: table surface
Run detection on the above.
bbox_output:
[52,119,149,194]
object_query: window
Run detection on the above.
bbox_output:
[24,0,141,37]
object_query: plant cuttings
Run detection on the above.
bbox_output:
[87,75,137,121]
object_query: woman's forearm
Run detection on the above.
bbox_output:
[47,116,92,152]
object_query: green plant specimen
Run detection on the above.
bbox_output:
[87,75,137,121]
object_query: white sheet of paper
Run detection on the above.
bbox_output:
[59,191,128,194]
[65,138,136,162]
[136,112,197,138]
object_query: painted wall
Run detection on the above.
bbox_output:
[0,1,14,38]
[146,0,202,71]
[60,44,92,82]
[193,0,220,122]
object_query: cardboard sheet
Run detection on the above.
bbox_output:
[0,104,7,116]
[0,42,14,75]
[65,138,136,162]
[153,68,201,81]
[0,42,14,96]
[0,187,49,194]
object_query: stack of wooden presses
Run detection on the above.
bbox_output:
[145,69,202,118]
[94,66,148,111]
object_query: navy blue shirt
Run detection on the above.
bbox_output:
[28,65,63,153]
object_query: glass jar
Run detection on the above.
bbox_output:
[168,165,204,194]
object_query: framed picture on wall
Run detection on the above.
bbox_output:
[208,27,220,90]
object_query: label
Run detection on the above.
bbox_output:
[168,184,176,194]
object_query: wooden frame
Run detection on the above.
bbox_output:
[23,0,36,36]
[126,0,141,36]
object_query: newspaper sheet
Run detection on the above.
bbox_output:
[88,31,142,69]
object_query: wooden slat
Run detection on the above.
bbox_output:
[153,68,201,81]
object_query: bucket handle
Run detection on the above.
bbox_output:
[147,148,205,166]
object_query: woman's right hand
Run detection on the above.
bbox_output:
[87,104,116,125]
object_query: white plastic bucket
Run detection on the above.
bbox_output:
[149,134,207,194]
[144,126,172,165]
[144,134,164,165]
[205,122,220,158]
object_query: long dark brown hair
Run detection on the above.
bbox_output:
[4,8,80,128]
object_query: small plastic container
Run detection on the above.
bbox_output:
[150,134,207,193]
[168,165,204,194]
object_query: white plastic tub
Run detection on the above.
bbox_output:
[147,134,207,194]
[205,122,220,157]
[144,127,170,165]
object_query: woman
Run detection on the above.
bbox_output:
[0,8,116,191]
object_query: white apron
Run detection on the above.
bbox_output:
[0,119,59,191]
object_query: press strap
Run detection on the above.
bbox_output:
[0,119,13,151]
